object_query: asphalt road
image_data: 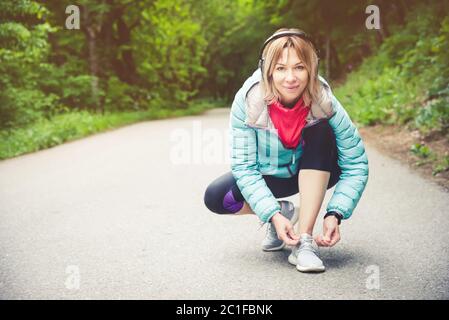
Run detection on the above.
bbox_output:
[1,108,448,299]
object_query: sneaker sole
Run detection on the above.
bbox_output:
[262,242,285,252]
[296,265,326,273]
[288,254,326,272]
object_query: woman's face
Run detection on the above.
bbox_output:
[272,46,309,105]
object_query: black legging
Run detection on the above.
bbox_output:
[204,119,341,214]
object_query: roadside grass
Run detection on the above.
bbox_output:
[0,99,226,160]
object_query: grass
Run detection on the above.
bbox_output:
[331,10,449,181]
[0,99,225,160]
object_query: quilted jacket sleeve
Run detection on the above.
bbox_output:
[326,89,369,220]
[229,87,281,224]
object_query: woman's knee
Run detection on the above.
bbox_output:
[204,173,244,215]
[203,183,224,214]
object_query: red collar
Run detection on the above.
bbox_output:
[268,97,310,149]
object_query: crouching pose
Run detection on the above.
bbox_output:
[204,28,369,272]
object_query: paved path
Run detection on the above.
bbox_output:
[1,108,448,299]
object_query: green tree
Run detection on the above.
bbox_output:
[132,0,208,108]
[0,0,57,128]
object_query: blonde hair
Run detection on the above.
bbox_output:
[260,28,320,106]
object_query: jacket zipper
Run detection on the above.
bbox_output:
[246,122,297,177]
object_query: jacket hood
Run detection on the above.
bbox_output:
[243,69,335,130]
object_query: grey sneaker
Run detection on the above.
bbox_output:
[288,234,325,272]
[261,200,297,252]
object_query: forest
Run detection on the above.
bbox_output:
[1,0,448,175]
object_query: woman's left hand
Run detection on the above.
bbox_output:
[314,216,341,247]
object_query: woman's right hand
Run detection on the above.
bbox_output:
[270,212,300,246]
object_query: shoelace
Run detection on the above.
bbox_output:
[296,238,318,255]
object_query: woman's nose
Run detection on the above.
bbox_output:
[285,69,296,82]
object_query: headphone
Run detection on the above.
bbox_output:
[258,30,320,73]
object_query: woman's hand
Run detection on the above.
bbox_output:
[314,216,341,247]
[271,213,300,246]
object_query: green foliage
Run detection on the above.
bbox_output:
[133,0,208,108]
[0,87,58,127]
[410,143,431,159]
[0,100,220,159]
[61,75,103,110]
[189,0,270,98]
[0,1,56,128]
[415,98,449,135]
[336,66,417,125]
[335,3,449,136]
[433,156,449,176]
[104,76,138,112]
[0,0,45,22]
[1,0,448,164]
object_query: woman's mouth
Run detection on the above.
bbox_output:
[284,86,299,91]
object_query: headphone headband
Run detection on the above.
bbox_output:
[258,30,319,72]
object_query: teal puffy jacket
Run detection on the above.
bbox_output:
[229,69,369,223]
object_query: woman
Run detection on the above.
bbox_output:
[204,28,369,273]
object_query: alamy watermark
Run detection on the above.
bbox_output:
[64,4,381,32]
[169,120,280,169]
[65,5,80,30]
[365,5,381,30]
[169,121,230,165]
[65,265,80,290]
[365,265,380,290]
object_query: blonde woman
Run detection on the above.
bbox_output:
[204,28,369,272]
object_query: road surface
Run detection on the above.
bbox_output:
[1,108,448,299]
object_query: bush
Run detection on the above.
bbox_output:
[0,99,222,160]
[104,76,138,112]
[415,97,449,135]
[61,75,103,110]
[0,87,58,128]
[335,3,449,135]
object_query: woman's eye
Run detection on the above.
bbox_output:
[275,66,303,71]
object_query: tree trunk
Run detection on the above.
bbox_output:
[330,42,340,78]
[325,35,331,79]
[395,1,407,25]
[87,28,99,109]
[116,16,138,84]
[82,5,104,113]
